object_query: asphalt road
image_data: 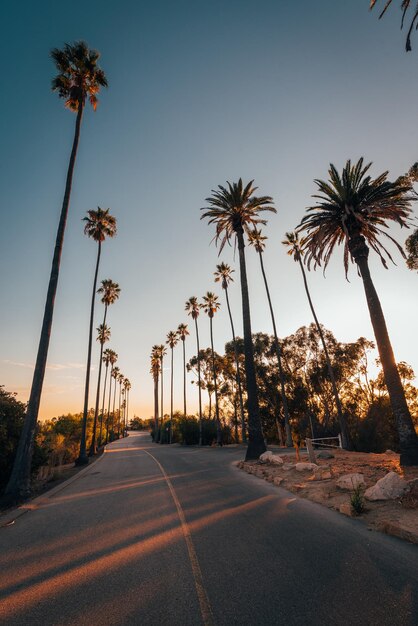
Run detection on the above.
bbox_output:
[0,432,417,626]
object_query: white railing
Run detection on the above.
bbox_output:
[309,434,342,449]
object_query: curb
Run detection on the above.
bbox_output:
[0,448,108,528]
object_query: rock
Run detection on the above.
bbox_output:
[259,451,273,463]
[365,472,409,501]
[317,451,335,459]
[313,466,332,481]
[269,455,284,466]
[295,462,318,472]
[339,503,353,517]
[385,450,396,455]
[274,477,284,486]
[336,473,365,491]
[282,463,296,471]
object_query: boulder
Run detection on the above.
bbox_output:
[274,476,284,486]
[317,451,335,459]
[295,462,319,472]
[365,472,409,501]
[339,503,353,517]
[313,466,332,481]
[259,451,273,463]
[269,455,284,466]
[282,463,296,471]
[336,473,365,491]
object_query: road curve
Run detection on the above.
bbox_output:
[0,432,416,625]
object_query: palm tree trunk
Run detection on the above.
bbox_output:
[154,373,159,439]
[235,228,266,460]
[90,306,108,455]
[4,104,84,502]
[182,340,187,417]
[112,376,117,438]
[99,363,109,446]
[170,347,174,444]
[210,317,222,445]
[195,319,203,445]
[353,244,418,466]
[258,250,293,447]
[159,356,164,443]
[117,383,122,438]
[126,389,129,433]
[105,365,113,444]
[224,285,246,443]
[298,258,351,449]
[77,241,102,465]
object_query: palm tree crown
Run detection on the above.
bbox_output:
[214,262,235,290]
[98,279,120,307]
[185,296,200,320]
[83,207,117,242]
[201,292,221,318]
[51,41,107,111]
[97,323,111,345]
[248,228,268,253]
[299,158,414,276]
[177,323,189,342]
[370,1,418,50]
[201,178,276,250]
[282,231,304,263]
[166,331,179,349]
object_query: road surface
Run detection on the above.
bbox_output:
[0,432,417,625]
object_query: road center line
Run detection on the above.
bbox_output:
[142,449,215,626]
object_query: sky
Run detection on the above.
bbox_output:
[1,0,417,420]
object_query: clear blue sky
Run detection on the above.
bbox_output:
[1,0,417,419]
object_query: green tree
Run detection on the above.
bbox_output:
[248,228,293,447]
[202,292,222,445]
[90,279,120,454]
[299,158,418,465]
[283,231,351,449]
[202,179,275,460]
[77,208,117,465]
[177,323,190,417]
[185,297,203,444]
[214,263,246,442]
[5,42,107,502]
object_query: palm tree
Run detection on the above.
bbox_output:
[166,331,179,443]
[185,297,203,445]
[150,347,161,438]
[155,344,167,442]
[283,231,351,448]
[370,1,418,50]
[5,42,107,501]
[202,292,222,445]
[299,158,418,466]
[247,228,293,447]
[117,372,124,437]
[111,366,120,439]
[201,179,275,460]
[76,208,116,465]
[177,323,190,417]
[124,378,131,433]
[214,263,246,443]
[105,350,118,444]
[89,323,111,453]
[99,347,114,446]
[90,279,120,454]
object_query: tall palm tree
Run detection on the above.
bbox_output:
[110,365,120,440]
[201,178,275,460]
[99,347,114,446]
[214,263,246,443]
[155,344,167,443]
[117,372,124,437]
[105,350,118,444]
[77,208,116,465]
[370,1,418,50]
[177,323,190,417]
[5,42,107,501]
[166,331,179,443]
[185,297,203,444]
[247,228,293,447]
[90,279,120,454]
[202,292,222,445]
[150,347,161,438]
[299,158,418,466]
[283,231,351,448]
[124,378,131,434]
[90,323,111,453]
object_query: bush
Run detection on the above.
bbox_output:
[350,484,365,516]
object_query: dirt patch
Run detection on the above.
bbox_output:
[238,449,418,544]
